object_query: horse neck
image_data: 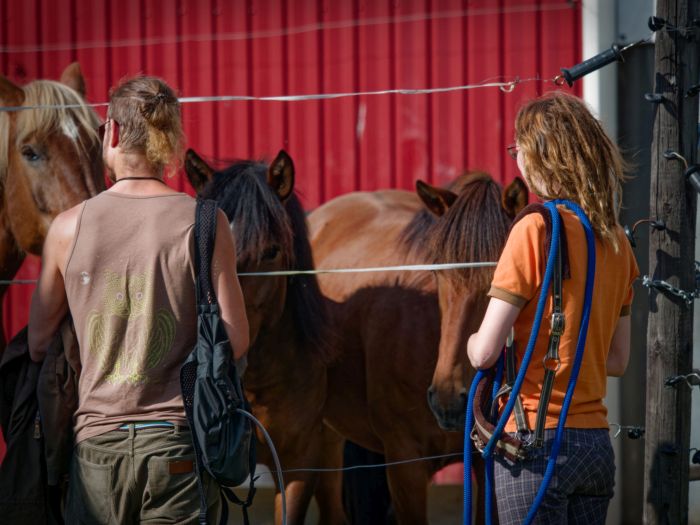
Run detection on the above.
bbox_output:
[244,303,323,390]
[0,203,25,281]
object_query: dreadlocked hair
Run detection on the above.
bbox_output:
[515,91,629,251]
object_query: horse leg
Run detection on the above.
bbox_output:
[274,471,318,525]
[254,420,321,525]
[383,451,431,525]
[313,424,346,525]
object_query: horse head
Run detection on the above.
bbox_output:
[417,174,528,431]
[185,149,296,346]
[0,63,104,256]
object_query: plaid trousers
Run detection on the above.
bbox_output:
[493,428,615,525]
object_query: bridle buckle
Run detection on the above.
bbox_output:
[550,312,565,336]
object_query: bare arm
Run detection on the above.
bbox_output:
[606,315,631,377]
[467,297,521,370]
[211,209,249,359]
[28,208,79,362]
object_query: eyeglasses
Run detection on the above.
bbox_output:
[506,143,519,160]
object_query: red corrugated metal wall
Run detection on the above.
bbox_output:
[0,0,581,467]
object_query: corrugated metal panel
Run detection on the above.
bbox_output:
[0,0,581,467]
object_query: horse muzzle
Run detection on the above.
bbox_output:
[426,385,467,431]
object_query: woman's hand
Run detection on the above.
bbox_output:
[467,297,521,370]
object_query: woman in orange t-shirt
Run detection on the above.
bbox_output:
[467,92,639,524]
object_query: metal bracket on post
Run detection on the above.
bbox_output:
[642,275,699,306]
[664,371,700,389]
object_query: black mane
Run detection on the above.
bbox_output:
[202,159,335,363]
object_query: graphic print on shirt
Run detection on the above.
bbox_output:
[87,270,176,384]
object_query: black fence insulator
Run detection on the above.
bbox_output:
[686,83,700,98]
[558,45,622,86]
[648,16,670,31]
[692,450,700,465]
[686,165,700,193]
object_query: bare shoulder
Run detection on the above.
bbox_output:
[215,207,229,225]
[215,208,232,234]
[44,202,85,273]
[49,202,83,243]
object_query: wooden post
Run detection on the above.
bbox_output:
[644,0,699,523]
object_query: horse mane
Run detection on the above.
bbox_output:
[400,173,512,289]
[0,80,100,186]
[202,160,336,364]
[283,194,337,364]
[203,161,295,266]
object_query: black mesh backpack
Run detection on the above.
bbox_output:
[180,198,256,525]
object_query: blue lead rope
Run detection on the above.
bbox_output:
[463,200,596,525]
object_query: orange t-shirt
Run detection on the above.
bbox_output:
[488,207,639,431]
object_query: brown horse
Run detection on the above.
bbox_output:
[184,149,344,525]
[308,173,527,524]
[0,63,104,348]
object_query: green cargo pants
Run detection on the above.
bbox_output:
[66,425,222,524]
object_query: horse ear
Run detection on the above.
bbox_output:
[416,180,457,217]
[0,75,24,107]
[267,150,295,201]
[502,177,529,219]
[184,149,215,195]
[60,62,86,98]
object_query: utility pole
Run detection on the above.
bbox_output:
[644,0,699,522]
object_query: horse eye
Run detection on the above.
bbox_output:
[262,245,280,260]
[21,145,42,162]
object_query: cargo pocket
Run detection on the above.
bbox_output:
[142,455,200,520]
[67,455,114,524]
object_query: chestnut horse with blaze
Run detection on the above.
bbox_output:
[308,173,527,524]
[0,63,104,350]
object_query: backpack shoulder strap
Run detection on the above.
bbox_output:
[194,199,219,306]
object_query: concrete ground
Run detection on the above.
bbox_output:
[226,484,464,524]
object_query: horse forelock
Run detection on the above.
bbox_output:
[403,175,512,290]
[15,80,100,161]
[433,178,512,288]
[203,160,336,363]
[205,161,295,267]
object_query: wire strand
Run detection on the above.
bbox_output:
[0,78,544,112]
[246,421,645,477]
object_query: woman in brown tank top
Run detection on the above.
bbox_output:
[28,75,249,524]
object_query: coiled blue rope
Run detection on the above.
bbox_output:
[463,368,485,524]
[463,200,596,525]
[483,203,563,457]
[484,353,504,518]
[522,200,596,524]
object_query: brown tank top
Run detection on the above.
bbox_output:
[65,191,197,443]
